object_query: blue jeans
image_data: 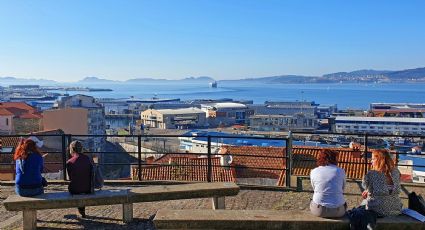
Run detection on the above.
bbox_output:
[15,185,44,197]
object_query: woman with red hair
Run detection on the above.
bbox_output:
[361,149,402,216]
[310,149,347,217]
[14,137,45,197]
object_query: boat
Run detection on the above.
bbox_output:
[209,81,217,88]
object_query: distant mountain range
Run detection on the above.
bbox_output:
[223,67,425,84]
[0,76,58,85]
[1,67,425,85]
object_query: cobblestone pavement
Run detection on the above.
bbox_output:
[1,181,424,229]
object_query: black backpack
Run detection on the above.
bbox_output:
[408,192,425,216]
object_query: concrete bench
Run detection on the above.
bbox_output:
[3,182,239,230]
[125,182,240,222]
[153,209,425,230]
[3,189,130,230]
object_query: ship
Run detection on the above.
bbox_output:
[209,81,217,88]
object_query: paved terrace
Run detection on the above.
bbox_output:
[1,180,424,230]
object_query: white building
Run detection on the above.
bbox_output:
[334,116,425,135]
[141,108,206,129]
[0,108,13,134]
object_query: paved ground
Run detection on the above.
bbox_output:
[1,181,424,229]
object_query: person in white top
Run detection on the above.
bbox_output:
[310,149,347,218]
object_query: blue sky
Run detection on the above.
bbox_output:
[1,0,424,81]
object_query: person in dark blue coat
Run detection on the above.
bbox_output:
[14,137,45,197]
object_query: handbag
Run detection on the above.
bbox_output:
[93,165,104,189]
[91,163,104,190]
[408,192,425,216]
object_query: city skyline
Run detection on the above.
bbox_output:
[1,1,425,81]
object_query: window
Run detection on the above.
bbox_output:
[6,118,8,126]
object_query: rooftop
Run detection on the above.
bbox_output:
[152,108,204,115]
[205,102,247,109]
[335,116,425,122]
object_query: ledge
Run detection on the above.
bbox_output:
[154,209,425,230]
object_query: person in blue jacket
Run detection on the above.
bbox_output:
[14,137,45,197]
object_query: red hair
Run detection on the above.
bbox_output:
[317,149,338,166]
[371,149,395,175]
[13,139,42,160]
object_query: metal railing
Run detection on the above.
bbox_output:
[1,131,425,188]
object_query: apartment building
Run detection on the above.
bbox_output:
[43,94,105,151]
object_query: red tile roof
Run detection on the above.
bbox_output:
[130,146,394,187]
[152,154,198,164]
[133,156,235,182]
[0,108,14,116]
[290,146,371,179]
[30,129,64,135]
[223,146,285,179]
[223,146,373,186]
[19,113,42,119]
[0,137,21,147]
[0,102,35,111]
[0,102,39,119]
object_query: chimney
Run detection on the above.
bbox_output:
[146,156,155,164]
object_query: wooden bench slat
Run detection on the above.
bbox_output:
[154,209,425,230]
[3,189,129,211]
[128,182,240,203]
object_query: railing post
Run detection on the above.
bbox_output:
[363,134,369,173]
[286,131,292,188]
[61,134,67,181]
[207,135,212,182]
[138,135,142,181]
[395,150,399,167]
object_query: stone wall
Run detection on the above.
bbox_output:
[13,118,42,134]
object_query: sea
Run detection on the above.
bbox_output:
[57,81,425,110]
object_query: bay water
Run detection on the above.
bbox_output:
[64,81,425,109]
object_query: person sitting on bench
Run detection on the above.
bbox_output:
[66,140,93,218]
[14,137,45,197]
[310,149,347,218]
[361,149,402,216]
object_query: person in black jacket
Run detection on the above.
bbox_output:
[66,140,92,218]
